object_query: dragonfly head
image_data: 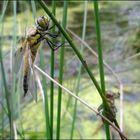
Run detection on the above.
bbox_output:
[35,16,50,31]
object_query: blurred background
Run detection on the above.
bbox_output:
[0,1,140,139]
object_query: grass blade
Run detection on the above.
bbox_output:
[0,1,13,138]
[56,1,68,139]
[70,1,88,139]
[11,1,18,138]
[39,49,51,139]
[93,2,110,139]
[31,0,36,21]
[50,1,56,138]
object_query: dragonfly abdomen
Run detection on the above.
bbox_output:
[23,75,28,96]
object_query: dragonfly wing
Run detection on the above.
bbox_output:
[14,40,27,73]
[14,48,24,73]
[28,51,38,102]
[29,68,38,102]
[14,55,25,97]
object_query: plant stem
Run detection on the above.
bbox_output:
[0,1,13,138]
[50,0,56,138]
[11,1,18,138]
[31,0,36,20]
[93,1,110,139]
[39,49,51,139]
[56,1,68,139]
[70,1,88,139]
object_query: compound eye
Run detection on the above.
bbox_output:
[36,16,49,31]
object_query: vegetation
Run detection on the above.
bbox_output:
[0,0,140,139]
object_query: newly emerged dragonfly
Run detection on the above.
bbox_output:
[14,16,62,99]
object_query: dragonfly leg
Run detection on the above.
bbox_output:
[46,40,64,51]
[45,32,59,38]
[49,39,65,51]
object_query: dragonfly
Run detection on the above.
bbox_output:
[14,15,62,100]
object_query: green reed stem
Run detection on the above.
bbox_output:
[31,0,36,21]
[93,1,110,139]
[0,44,12,138]
[50,0,56,138]
[0,1,8,137]
[56,1,68,139]
[0,1,13,138]
[39,49,51,139]
[70,1,88,139]
[11,1,18,138]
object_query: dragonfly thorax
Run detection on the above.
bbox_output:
[26,28,41,48]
